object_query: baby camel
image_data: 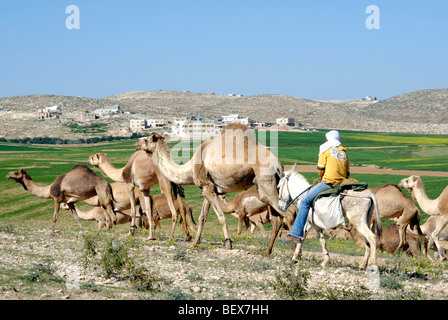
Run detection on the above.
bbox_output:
[6,165,116,228]
[60,203,131,229]
[217,188,297,236]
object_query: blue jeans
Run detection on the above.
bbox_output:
[289,181,332,238]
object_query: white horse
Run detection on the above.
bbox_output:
[277,166,382,270]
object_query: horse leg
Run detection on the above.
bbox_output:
[317,228,330,267]
[355,222,377,270]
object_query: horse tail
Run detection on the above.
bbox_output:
[369,189,382,237]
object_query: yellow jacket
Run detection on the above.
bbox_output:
[317,146,350,185]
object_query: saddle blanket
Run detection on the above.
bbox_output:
[310,182,368,230]
[311,195,345,230]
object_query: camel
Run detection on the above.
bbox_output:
[60,203,132,229]
[399,175,448,260]
[277,167,381,270]
[6,165,116,228]
[217,188,297,236]
[371,184,428,257]
[346,223,422,257]
[88,151,190,241]
[139,124,286,253]
[150,193,196,234]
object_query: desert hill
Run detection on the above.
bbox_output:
[0,88,447,140]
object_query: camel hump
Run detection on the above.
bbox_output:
[70,164,95,174]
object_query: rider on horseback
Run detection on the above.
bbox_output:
[284,130,350,242]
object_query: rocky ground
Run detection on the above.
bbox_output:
[1,223,447,301]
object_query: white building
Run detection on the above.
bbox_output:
[130,119,146,132]
[147,118,166,128]
[46,105,61,113]
[276,117,295,127]
[221,114,254,127]
[94,105,121,117]
[171,120,220,140]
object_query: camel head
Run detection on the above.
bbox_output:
[88,153,107,167]
[6,169,32,190]
[6,169,28,181]
[399,175,420,192]
[139,134,165,154]
[59,203,70,210]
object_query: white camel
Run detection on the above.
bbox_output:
[277,166,381,270]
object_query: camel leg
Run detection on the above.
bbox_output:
[97,186,117,226]
[160,179,191,241]
[203,190,232,250]
[264,208,282,255]
[413,225,428,258]
[52,199,61,226]
[186,207,197,232]
[395,216,409,253]
[317,229,330,267]
[67,203,82,228]
[127,184,138,236]
[143,190,156,240]
[191,198,211,248]
[254,220,268,237]
[428,215,448,260]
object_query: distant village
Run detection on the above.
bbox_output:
[35,104,298,140]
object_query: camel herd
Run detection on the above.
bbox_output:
[5,124,448,269]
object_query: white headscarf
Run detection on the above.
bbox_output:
[319,130,341,156]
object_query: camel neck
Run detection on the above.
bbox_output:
[72,206,96,221]
[153,143,194,185]
[217,196,235,214]
[412,180,439,215]
[98,160,124,182]
[22,178,52,199]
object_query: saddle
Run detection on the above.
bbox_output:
[310,178,368,230]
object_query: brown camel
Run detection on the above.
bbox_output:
[346,223,422,257]
[371,184,428,257]
[6,165,116,228]
[399,175,448,260]
[217,188,297,236]
[139,123,286,254]
[88,151,190,241]
[149,193,196,234]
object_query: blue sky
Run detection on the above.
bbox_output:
[0,1,447,100]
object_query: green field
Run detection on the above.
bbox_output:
[1,130,448,231]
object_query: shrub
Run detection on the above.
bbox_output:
[270,261,310,300]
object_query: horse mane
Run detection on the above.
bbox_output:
[289,170,309,184]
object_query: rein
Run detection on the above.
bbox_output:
[280,174,311,209]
